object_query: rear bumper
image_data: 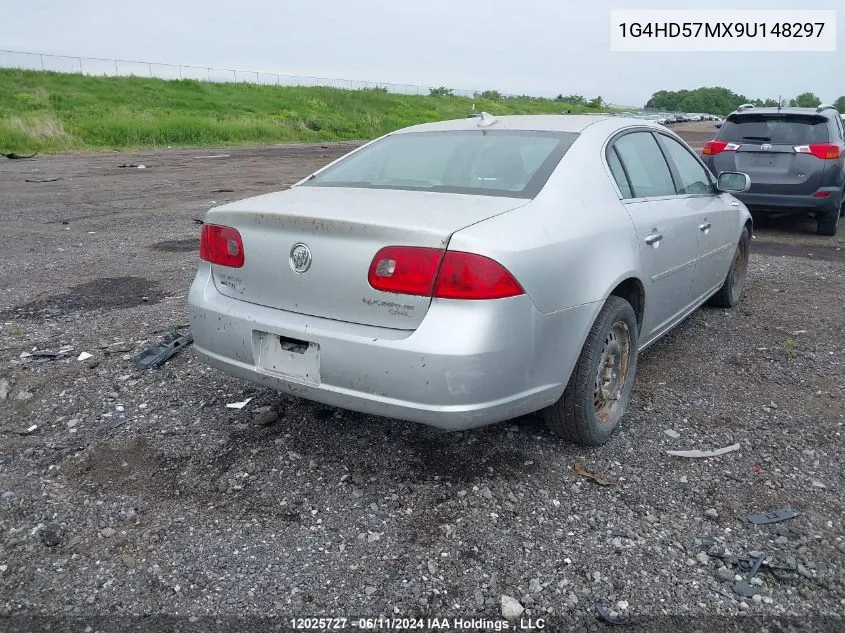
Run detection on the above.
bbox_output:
[187,263,600,431]
[736,189,841,214]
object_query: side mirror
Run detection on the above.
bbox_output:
[717,171,750,193]
[714,122,723,129]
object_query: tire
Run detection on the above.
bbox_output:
[544,296,639,446]
[708,227,750,308]
[817,206,840,236]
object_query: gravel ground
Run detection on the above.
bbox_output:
[1,134,844,633]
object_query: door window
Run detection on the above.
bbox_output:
[612,132,676,198]
[658,135,714,195]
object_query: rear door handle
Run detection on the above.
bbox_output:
[645,233,663,245]
[699,222,712,232]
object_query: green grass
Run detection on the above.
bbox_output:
[782,337,798,360]
[0,69,612,152]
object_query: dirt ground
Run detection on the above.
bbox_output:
[1,128,844,632]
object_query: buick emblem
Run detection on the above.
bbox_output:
[760,143,772,151]
[289,243,312,273]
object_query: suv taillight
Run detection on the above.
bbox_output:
[199,224,245,268]
[793,143,841,160]
[702,141,741,155]
[368,246,524,300]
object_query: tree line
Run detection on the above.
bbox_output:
[645,87,845,116]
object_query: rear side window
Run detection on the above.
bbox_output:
[718,114,829,145]
[611,132,676,198]
[607,148,633,198]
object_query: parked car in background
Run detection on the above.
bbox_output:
[686,114,702,122]
[702,104,845,235]
[189,113,753,446]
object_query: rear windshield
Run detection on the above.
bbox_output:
[302,130,578,198]
[719,114,829,145]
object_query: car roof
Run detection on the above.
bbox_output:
[392,114,656,135]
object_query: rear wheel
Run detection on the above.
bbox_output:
[544,296,639,446]
[817,205,840,236]
[708,227,750,308]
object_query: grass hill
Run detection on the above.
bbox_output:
[0,69,609,152]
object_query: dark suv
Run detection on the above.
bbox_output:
[702,105,845,235]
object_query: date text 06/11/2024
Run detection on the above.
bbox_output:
[289,617,547,630]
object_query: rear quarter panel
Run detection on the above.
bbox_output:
[447,123,642,315]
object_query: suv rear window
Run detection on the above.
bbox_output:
[719,114,829,145]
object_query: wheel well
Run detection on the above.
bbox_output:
[609,278,645,332]
[744,218,753,239]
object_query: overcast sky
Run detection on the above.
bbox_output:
[1,0,842,106]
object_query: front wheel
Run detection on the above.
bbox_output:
[544,296,639,446]
[708,227,750,308]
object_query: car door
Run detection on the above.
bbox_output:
[655,132,737,302]
[607,130,700,342]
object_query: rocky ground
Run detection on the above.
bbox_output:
[0,132,844,632]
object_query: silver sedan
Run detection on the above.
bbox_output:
[188,114,752,445]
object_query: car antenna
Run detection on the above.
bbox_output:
[777,95,781,112]
[477,112,497,127]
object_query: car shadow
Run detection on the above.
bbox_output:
[751,211,821,236]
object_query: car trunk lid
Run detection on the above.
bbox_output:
[204,186,529,330]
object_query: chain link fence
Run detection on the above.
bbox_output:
[0,49,523,99]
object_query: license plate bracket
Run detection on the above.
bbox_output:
[253,332,320,385]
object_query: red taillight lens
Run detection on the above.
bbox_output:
[367,246,524,300]
[433,251,524,300]
[813,191,831,198]
[368,246,444,296]
[793,143,841,160]
[702,141,741,155]
[199,224,244,268]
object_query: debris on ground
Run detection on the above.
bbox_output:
[595,600,634,626]
[733,553,765,597]
[746,508,798,525]
[226,397,253,410]
[1,152,38,159]
[500,595,524,619]
[573,460,612,486]
[667,443,741,458]
[118,163,139,168]
[133,330,193,369]
[39,523,63,547]
[664,429,681,438]
[0,378,8,400]
[25,177,63,183]
[17,424,38,436]
[76,352,93,361]
[252,406,279,426]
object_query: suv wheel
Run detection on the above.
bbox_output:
[818,204,840,236]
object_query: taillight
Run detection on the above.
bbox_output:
[793,143,841,159]
[199,224,244,268]
[702,141,741,155]
[368,246,524,300]
[433,252,524,299]
[368,246,443,296]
